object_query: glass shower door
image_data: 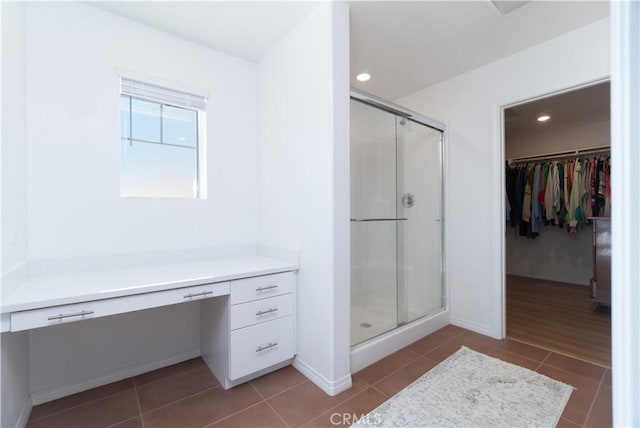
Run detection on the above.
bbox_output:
[396,118,444,325]
[350,97,444,346]
[350,99,399,346]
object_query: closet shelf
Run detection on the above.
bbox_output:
[508,145,610,164]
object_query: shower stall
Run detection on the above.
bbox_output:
[350,91,446,350]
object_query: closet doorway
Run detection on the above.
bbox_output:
[502,81,611,368]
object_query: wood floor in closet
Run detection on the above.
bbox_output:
[506,275,611,367]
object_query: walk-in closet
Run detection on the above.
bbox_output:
[504,81,611,367]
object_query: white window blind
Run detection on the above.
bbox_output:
[120,77,207,111]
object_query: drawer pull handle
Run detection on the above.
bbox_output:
[256,342,278,352]
[47,310,94,321]
[256,307,279,316]
[256,285,278,292]
[183,291,214,299]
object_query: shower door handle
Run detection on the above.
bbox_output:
[350,218,408,222]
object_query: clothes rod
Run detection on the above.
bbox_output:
[508,145,610,164]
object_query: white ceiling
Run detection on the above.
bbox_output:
[90,1,321,61]
[349,1,609,99]
[89,1,610,101]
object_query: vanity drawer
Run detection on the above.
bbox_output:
[229,315,294,380]
[230,293,294,330]
[11,281,230,332]
[230,272,294,305]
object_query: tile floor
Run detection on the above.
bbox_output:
[26,325,611,428]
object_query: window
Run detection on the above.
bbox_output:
[120,76,207,198]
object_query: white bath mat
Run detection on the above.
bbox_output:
[353,346,573,428]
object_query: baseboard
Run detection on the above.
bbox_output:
[14,396,32,428]
[505,274,591,287]
[449,317,496,338]
[351,310,449,373]
[292,357,352,397]
[30,349,200,405]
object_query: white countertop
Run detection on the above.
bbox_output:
[1,255,298,313]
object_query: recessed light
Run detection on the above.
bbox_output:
[537,115,551,122]
[356,73,371,82]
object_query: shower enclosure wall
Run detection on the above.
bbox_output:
[350,93,445,347]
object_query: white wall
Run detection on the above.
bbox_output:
[1,1,28,276]
[610,1,640,423]
[257,2,351,394]
[1,3,32,427]
[330,4,351,391]
[25,2,258,260]
[14,2,261,405]
[506,114,610,159]
[396,18,610,338]
[506,226,593,285]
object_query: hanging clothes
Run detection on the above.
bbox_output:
[604,158,611,216]
[544,161,555,224]
[531,164,542,235]
[581,158,592,219]
[557,161,566,228]
[566,160,574,203]
[567,159,584,232]
[538,163,548,207]
[562,162,569,223]
[522,172,532,222]
[597,159,607,216]
[505,152,611,242]
[552,161,562,225]
[593,158,600,216]
[518,165,529,236]
[506,164,519,227]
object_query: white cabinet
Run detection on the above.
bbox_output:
[229,316,295,380]
[229,272,294,304]
[11,281,230,332]
[201,271,296,389]
[230,293,294,330]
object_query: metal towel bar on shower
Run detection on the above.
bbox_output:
[350,218,408,222]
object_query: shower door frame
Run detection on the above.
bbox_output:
[349,89,448,345]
